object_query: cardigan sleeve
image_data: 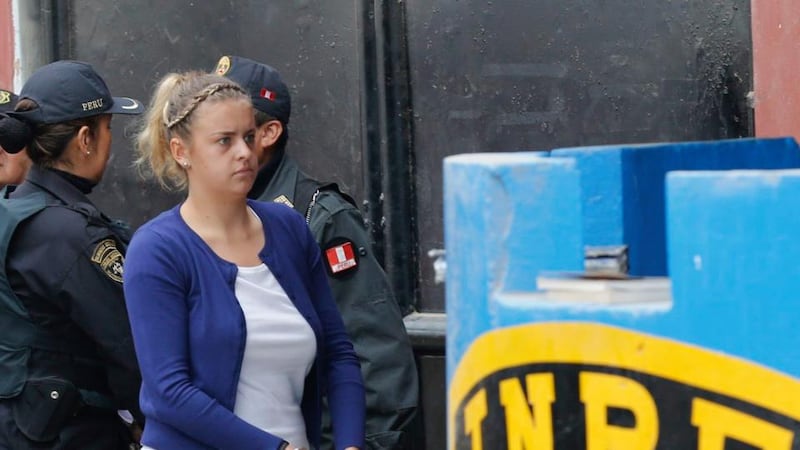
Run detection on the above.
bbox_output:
[124,227,285,450]
[299,215,366,449]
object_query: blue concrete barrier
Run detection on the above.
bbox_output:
[445,138,800,450]
[444,153,583,376]
[551,137,800,276]
[667,169,800,375]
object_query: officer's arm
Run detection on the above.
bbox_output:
[311,198,419,430]
[315,204,416,366]
[314,204,405,314]
[54,235,143,422]
[298,211,365,450]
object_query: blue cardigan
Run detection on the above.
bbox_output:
[123,201,365,450]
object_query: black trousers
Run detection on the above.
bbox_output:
[0,402,132,450]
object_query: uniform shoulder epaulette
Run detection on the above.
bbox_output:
[317,182,357,208]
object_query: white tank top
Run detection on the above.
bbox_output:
[233,263,316,448]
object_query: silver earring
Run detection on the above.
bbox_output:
[182,161,190,168]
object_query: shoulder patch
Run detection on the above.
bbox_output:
[273,194,294,208]
[0,90,10,105]
[323,238,359,277]
[91,239,124,283]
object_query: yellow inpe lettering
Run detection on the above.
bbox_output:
[464,388,488,450]
[499,373,556,450]
[692,397,793,450]
[580,372,658,450]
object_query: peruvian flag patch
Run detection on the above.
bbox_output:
[260,88,276,101]
[325,241,358,275]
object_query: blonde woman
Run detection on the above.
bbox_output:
[125,71,364,450]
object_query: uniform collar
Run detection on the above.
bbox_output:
[1,185,14,199]
[18,166,96,207]
[49,168,97,194]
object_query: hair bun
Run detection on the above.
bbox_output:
[0,114,33,154]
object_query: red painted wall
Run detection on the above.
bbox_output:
[751,0,800,138]
[0,0,12,89]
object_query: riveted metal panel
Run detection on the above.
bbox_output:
[406,0,753,311]
[64,0,366,229]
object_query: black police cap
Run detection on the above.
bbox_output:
[213,55,291,125]
[10,60,143,125]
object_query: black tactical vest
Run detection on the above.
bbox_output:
[0,193,107,400]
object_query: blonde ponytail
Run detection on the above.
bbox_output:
[134,71,249,191]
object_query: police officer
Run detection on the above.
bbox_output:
[0,89,31,198]
[216,56,419,450]
[0,60,144,449]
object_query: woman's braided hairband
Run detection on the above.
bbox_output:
[164,83,246,130]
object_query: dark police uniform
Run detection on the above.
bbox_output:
[251,155,419,450]
[0,166,141,449]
